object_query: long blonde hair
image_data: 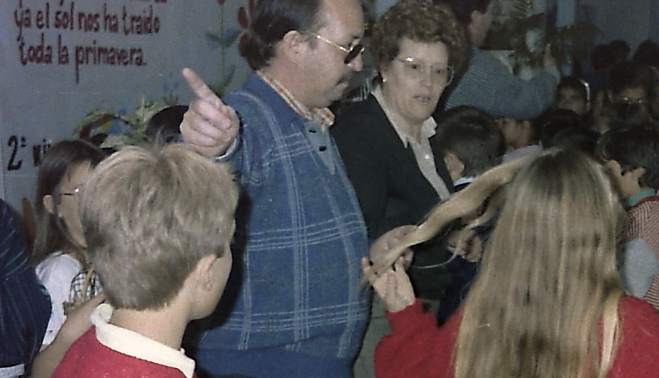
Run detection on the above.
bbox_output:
[370,148,625,378]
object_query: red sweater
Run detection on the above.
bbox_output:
[52,328,196,378]
[376,297,659,378]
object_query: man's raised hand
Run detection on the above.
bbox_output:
[180,68,240,158]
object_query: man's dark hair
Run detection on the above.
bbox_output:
[609,39,631,63]
[436,105,502,177]
[238,0,323,70]
[596,124,659,189]
[535,108,587,148]
[632,40,659,68]
[434,0,493,27]
[608,60,655,96]
[146,105,188,144]
[590,44,614,73]
[548,126,599,156]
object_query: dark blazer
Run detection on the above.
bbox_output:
[332,94,455,300]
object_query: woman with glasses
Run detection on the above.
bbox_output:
[331,1,466,377]
[32,140,106,350]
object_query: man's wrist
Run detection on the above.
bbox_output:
[213,138,239,162]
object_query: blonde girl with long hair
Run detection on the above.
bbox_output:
[365,147,659,378]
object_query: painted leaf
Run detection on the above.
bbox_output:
[223,28,242,47]
[223,65,236,87]
[205,32,222,49]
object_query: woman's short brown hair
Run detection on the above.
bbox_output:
[370,0,467,72]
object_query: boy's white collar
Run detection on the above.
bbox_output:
[91,303,195,378]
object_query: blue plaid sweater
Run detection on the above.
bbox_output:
[196,74,369,365]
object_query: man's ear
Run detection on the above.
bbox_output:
[280,30,308,65]
[43,195,55,215]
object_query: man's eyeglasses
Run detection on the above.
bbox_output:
[394,58,454,86]
[308,32,365,65]
[60,187,82,198]
[618,96,649,106]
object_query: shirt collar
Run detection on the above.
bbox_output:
[91,304,195,378]
[625,188,657,208]
[372,86,437,147]
[256,70,334,129]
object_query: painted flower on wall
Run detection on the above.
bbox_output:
[237,0,255,47]
[204,0,255,95]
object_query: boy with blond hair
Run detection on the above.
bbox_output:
[52,144,238,378]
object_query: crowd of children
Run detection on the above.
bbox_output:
[343,34,659,378]
[361,37,659,378]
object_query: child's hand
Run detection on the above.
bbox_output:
[447,229,483,263]
[362,258,415,313]
[57,293,105,345]
[369,225,416,269]
[31,294,106,378]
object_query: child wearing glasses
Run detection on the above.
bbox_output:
[605,60,655,125]
[32,139,106,348]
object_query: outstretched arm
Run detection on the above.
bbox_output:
[30,294,105,378]
[180,68,240,158]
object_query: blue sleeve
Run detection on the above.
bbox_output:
[0,200,51,371]
[446,49,559,120]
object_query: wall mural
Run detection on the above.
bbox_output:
[0,0,252,211]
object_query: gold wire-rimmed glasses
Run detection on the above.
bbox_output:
[307,32,365,65]
[59,187,83,198]
[394,57,454,86]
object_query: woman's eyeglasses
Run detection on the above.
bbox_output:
[394,57,454,86]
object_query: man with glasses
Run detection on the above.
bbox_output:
[178,0,407,377]
[606,60,655,125]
